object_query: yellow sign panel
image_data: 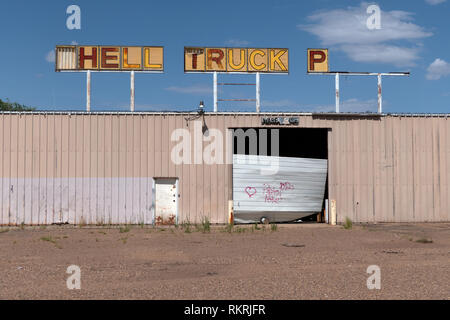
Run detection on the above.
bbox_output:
[307,49,329,73]
[185,47,289,73]
[55,46,164,72]
[227,48,247,72]
[206,48,227,71]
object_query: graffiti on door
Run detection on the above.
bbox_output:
[244,182,295,204]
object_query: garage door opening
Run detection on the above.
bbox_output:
[232,128,329,224]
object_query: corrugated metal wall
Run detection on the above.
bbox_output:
[1,112,449,225]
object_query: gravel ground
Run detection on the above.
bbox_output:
[0,222,448,300]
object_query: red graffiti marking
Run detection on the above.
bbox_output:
[245,187,257,198]
[263,184,282,203]
[280,182,294,191]
[262,182,295,203]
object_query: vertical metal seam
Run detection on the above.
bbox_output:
[411,118,415,220]
[15,115,19,224]
[38,116,41,225]
[125,115,128,223]
[431,120,435,221]
[117,114,120,224]
[89,114,91,224]
[53,115,56,223]
[23,114,27,224]
[1,115,3,225]
[391,117,395,219]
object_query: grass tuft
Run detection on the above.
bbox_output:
[271,223,278,232]
[200,217,211,233]
[40,236,62,249]
[343,217,353,230]
[181,221,192,233]
[223,222,234,233]
[119,225,131,233]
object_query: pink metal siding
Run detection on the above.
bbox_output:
[0,112,449,225]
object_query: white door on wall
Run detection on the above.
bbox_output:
[154,178,178,225]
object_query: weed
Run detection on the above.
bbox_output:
[63,235,68,239]
[200,217,211,233]
[98,231,106,235]
[234,226,247,233]
[181,221,192,233]
[119,225,131,233]
[253,223,261,231]
[120,237,128,244]
[95,238,99,242]
[0,228,9,234]
[224,222,234,233]
[40,236,62,249]
[20,223,25,230]
[271,223,278,232]
[343,217,353,230]
[39,225,46,230]
[415,238,433,244]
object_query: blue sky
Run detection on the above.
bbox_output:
[0,0,449,113]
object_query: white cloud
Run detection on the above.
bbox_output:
[426,58,450,80]
[299,2,432,67]
[45,50,55,63]
[225,39,250,46]
[165,85,212,95]
[70,40,78,45]
[425,0,446,5]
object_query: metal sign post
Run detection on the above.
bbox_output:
[130,71,135,112]
[213,72,218,112]
[335,73,339,113]
[377,74,382,113]
[256,72,260,113]
[213,73,261,113]
[86,70,91,112]
[311,72,409,113]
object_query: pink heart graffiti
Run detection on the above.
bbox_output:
[245,187,257,198]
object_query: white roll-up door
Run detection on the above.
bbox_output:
[233,154,327,223]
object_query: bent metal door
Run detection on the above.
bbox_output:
[155,178,178,225]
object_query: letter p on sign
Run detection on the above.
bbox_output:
[307,49,329,73]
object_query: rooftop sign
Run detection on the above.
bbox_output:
[307,48,329,73]
[55,46,164,72]
[184,47,289,73]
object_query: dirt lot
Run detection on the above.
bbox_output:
[0,222,448,300]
